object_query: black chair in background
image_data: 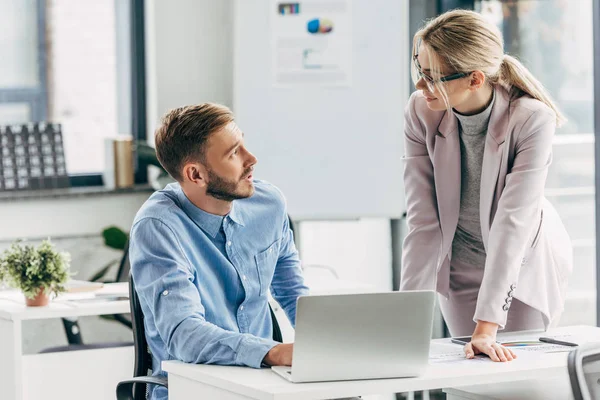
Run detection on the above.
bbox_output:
[61,244,133,344]
[40,245,133,354]
[568,343,600,400]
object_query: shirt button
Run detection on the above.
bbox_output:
[240,305,244,311]
[269,247,273,253]
[227,241,232,247]
[243,275,247,281]
[162,290,169,296]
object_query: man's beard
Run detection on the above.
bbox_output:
[205,168,254,202]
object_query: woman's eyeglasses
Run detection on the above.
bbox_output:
[413,53,471,92]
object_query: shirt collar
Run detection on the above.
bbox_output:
[174,184,245,238]
[228,202,245,227]
[175,185,224,238]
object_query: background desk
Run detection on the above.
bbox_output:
[162,325,600,400]
[0,283,133,400]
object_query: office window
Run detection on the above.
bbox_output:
[476,0,596,325]
[0,0,133,177]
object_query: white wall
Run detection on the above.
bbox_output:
[0,193,149,241]
[300,219,393,291]
[145,0,234,144]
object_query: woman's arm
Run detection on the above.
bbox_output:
[466,108,555,362]
[400,94,443,291]
[475,109,555,327]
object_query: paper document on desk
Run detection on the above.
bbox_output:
[65,279,104,293]
[501,340,573,353]
[55,282,129,303]
[429,343,490,364]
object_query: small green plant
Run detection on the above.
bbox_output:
[0,240,71,299]
[0,259,5,286]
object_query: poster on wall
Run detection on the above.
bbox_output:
[272,0,352,87]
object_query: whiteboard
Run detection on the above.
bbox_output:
[233,0,409,220]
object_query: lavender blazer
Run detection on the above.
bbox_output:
[400,86,573,329]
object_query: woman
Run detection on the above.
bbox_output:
[400,10,573,363]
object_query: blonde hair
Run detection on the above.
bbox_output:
[412,9,566,126]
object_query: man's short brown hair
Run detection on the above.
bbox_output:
[154,103,234,181]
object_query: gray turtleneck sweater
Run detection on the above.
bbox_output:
[451,91,495,269]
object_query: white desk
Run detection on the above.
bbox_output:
[162,325,600,400]
[0,283,133,400]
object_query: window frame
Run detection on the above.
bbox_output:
[593,0,600,327]
[0,0,148,187]
[0,0,49,122]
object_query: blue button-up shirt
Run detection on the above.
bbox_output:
[129,180,309,400]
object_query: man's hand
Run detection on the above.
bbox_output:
[464,320,516,362]
[263,343,294,366]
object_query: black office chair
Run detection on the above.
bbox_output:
[39,245,133,354]
[116,273,168,400]
[568,343,600,400]
[116,272,283,399]
[61,244,133,342]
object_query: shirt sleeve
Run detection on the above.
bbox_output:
[130,217,278,368]
[270,213,309,327]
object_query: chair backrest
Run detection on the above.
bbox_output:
[568,343,600,400]
[128,272,152,399]
[287,214,296,236]
[116,241,132,283]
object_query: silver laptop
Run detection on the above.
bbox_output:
[272,290,435,383]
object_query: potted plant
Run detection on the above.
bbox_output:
[0,240,71,306]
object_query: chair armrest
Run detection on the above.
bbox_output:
[61,318,83,345]
[113,313,133,330]
[116,376,168,400]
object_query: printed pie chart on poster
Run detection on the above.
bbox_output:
[307,18,334,34]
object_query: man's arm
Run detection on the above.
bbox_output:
[130,217,278,368]
[270,214,309,327]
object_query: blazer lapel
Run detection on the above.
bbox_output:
[480,87,510,247]
[434,111,461,255]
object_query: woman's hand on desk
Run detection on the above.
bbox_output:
[263,343,293,366]
[464,321,517,362]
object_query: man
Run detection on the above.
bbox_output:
[129,103,309,400]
